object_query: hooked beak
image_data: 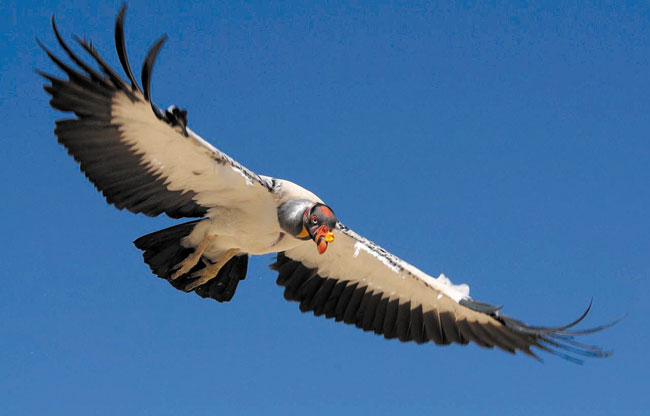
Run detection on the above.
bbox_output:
[314,225,335,254]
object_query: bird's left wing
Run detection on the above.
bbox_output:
[272,223,613,363]
[39,7,276,219]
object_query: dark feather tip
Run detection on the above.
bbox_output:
[141,34,168,103]
[115,3,141,92]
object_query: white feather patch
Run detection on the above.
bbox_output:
[353,241,401,273]
[342,225,471,303]
[420,273,470,303]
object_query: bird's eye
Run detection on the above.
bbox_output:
[311,215,318,224]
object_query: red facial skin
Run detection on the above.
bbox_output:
[304,205,337,254]
[314,225,331,254]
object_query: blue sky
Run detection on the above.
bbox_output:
[1,1,648,414]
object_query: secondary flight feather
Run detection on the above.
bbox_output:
[39,6,616,363]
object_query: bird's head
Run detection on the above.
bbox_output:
[302,203,337,254]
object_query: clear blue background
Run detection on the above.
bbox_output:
[1,1,648,414]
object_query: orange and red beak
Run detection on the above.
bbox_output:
[314,225,335,254]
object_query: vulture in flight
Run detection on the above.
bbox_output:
[39,6,615,363]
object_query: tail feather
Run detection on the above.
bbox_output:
[133,221,247,302]
[194,255,248,302]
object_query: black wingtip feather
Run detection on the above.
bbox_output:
[72,35,133,96]
[115,4,141,92]
[50,16,114,90]
[539,336,612,359]
[141,34,168,103]
[495,299,614,338]
[505,299,593,335]
[36,37,96,92]
[483,298,618,363]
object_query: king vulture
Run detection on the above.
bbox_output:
[38,6,616,363]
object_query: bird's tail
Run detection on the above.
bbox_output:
[133,221,248,302]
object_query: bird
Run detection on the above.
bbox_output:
[39,5,616,364]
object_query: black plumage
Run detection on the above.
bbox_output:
[133,221,248,302]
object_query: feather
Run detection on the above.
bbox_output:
[114,4,141,92]
[141,35,167,103]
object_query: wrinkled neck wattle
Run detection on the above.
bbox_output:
[315,225,329,254]
[317,239,328,254]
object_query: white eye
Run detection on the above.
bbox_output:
[311,215,318,224]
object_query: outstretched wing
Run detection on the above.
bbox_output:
[271,223,615,363]
[39,6,276,219]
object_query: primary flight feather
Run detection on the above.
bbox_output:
[39,6,615,363]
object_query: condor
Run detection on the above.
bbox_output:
[39,5,616,363]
